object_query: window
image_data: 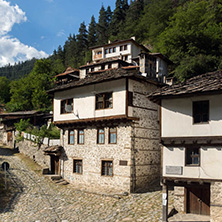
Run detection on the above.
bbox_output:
[186,147,200,166]
[96,92,113,109]
[97,128,105,144]
[68,130,74,144]
[120,45,123,51]
[105,49,108,54]
[123,55,128,61]
[109,48,112,53]
[78,129,84,144]
[101,64,105,70]
[91,67,94,72]
[101,160,113,176]
[108,63,112,69]
[73,159,82,174]
[193,101,209,124]
[124,45,127,50]
[61,98,73,114]
[109,127,117,144]
[113,47,116,52]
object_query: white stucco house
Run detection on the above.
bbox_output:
[47,39,171,193]
[148,70,222,222]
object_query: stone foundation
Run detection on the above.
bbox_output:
[174,186,185,213]
[211,182,222,222]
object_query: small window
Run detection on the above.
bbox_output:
[113,47,116,52]
[101,64,105,70]
[124,45,127,50]
[73,159,82,174]
[120,45,123,51]
[97,51,102,55]
[97,128,105,144]
[109,48,112,53]
[68,130,74,145]
[109,127,117,144]
[101,160,113,176]
[105,49,108,54]
[193,101,209,124]
[78,129,84,144]
[123,55,128,61]
[96,92,113,109]
[186,147,200,166]
[108,63,112,69]
[61,98,73,114]
[91,67,94,72]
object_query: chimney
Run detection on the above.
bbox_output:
[131,36,136,41]
[108,40,111,44]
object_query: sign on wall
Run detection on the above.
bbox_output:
[166,166,183,175]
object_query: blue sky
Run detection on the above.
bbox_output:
[0,0,115,67]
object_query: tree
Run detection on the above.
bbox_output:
[88,16,97,47]
[97,5,109,45]
[156,0,222,80]
[0,77,10,104]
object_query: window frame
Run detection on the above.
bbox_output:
[97,128,105,144]
[101,160,113,177]
[124,44,127,50]
[95,92,113,110]
[77,129,84,144]
[193,100,209,124]
[109,127,117,144]
[73,159,83,174]
[60,98,73,114]
[185,146,200,166]
[68,129,74,145]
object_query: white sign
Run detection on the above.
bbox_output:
[166,166,183,175]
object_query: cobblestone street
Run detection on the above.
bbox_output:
[0,146,166,222]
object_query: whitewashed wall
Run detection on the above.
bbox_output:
[163,146,222,180]
[54,79,126,122]
[161,94,222,137]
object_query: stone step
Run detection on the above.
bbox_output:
[50,175,62,181]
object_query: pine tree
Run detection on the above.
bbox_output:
[88,16,97,47]
[97,5,109,45]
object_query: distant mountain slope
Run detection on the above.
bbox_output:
[0,58,36,80]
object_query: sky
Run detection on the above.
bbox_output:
[0,0,116,67]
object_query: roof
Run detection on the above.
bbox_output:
[89,38,150,53]
[0,110,40,117]
[55,67,79,78]
[44,145,63,156]
[148,70,222,102]
[79,58,129,69]
[149,53,173,64]
[47,68,161,94]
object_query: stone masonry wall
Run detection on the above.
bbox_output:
[174,186,185,213]
[211,182,222,222]
[60,123,132,193]
[130,79,161,191]
[17,139,50,169]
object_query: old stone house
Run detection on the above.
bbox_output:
[48,38,171,193]
[148,70,222,222]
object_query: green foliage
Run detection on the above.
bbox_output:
[0,77,10,104]
[6,59,54,112]
[14,119,31,133]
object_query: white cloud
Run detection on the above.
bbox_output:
[57,29,65,37]
[0,0,48,66]
[45,0,54,2]
[0,36,48,66]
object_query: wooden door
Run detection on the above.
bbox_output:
[51,156,60,175]
[186,184,210,215]
[7,132,12,142]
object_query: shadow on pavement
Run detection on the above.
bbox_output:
[0,145,25,214]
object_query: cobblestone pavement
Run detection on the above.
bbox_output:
[0,146,169,222]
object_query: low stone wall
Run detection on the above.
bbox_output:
[17,139,50,169]
[174,186,185,213]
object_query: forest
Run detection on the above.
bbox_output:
[1,0,222,112]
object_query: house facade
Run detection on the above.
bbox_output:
[47,39,172,192]
[148,70,222,221]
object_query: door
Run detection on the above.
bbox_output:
[51,156,60,175]
[186,184,210,215]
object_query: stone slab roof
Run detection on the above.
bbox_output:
[148,70,222,101]
[48,68,160,94]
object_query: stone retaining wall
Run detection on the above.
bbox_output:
[17,139,50,169]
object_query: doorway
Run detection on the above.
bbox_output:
[186,184,210,215]
[51,155,60,175]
